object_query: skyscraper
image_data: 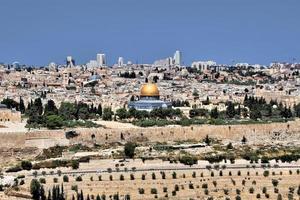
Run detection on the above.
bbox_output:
[173,50,181,66]
[118,57,124,66]
[97,53,106,67]
[66,56,75,68]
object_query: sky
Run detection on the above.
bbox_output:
[0,0,300,66]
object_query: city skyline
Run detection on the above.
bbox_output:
[1,0,300,65]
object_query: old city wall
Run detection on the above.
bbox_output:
[0,120,299,148]
[71,120,300,144]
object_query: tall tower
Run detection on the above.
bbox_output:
[118,57,124,66]
[66,56,75,68]
[97,54,106,67]
[173,50,181,66]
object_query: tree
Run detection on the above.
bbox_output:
[30,179,41,200]
[124,142,136,158]
[71,160,79,169]
[46,115,64,129]
[59,102,77,120]
[226,101,236,118]
[44,100,58,116]
[21,160,32,170]
[241,136,247,144]
[97,103,102,116]
[116,108,128,120]
[210,107,219,119]
[250,109,261,120]
[1,98,19,110]
[102,107,113,121]
[19,97,25,114]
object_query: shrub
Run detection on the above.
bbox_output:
[76,176,82,182]
[189,183,194,189]
[141,174,146,180]
[71,185,78,191]
[172,172,177,179]
[249,187,254,193]
[130,174,134,180]
[17,175,25,179]
[263,170,269,177]
[192,171,196,178]
[39,178,46,184]
[163,187,168,192]
[175,184,179,191]
[138,188,145,194]
[262,187,267,194]
[53,177,58,183]
[152,173,156,180]
[120,174,124,181]
[151,188,157,194]
[21,160,32,170]
[179,155,197,166]
[202,183,208,189]
[98,175,102,181]
[20,180,25,185]
[6,165,22,173]
[256,193,261,198]
[109,175,113,181]
[272,179,279,187]
[63,175,69,182]
[124,142,136,158]
[71,160,79,169]
[204,189,209,195]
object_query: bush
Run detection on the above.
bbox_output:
[179,155,198,166]
[263,170,269,177]
[71,160,79,169]
[63,175,69,182]
[151,188,157,194]
[124,142,136,158]
[272,179,279,187]
[172,172,177,179]
[6,165,22,173]
[21,160,32,170]
[75,176,82,182]
[53,178,58,183]
[39,178,46,184]
[71,185,78,191]
[138,188,145,194]
[249,187,254,193]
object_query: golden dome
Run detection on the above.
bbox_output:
[140,83,160,97]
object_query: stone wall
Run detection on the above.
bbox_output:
[0,119,299,149]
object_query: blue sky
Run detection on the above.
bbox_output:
[0,0,299,66]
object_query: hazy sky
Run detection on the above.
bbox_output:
[1,0,299,66]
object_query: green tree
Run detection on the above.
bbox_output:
[124,142,136,158]
[30,179,41,200]
[210,107,219,119]
[250,109,262,120]
[226,101,236,118]
[46,115,64,129]
[19,97,26,114]
[59,102,77,120]
[116,108,128,120]
[21,160,32,170]
[102,107,113,121]
[97,103,102,116]
[44,100,58,116]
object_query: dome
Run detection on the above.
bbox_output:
[140,83,160,97]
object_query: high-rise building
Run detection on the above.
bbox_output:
[66,56,75,68]
[173,50,181,66]
[97,53,106,67]
[118,57,124,66]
